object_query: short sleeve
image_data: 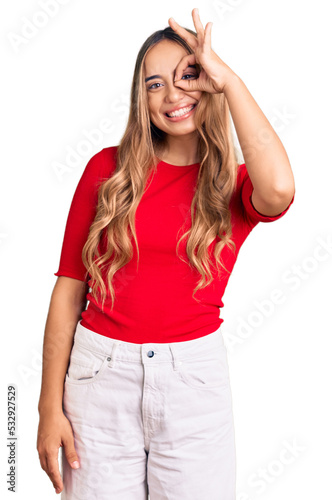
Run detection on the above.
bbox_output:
[54,147,116,282]
[239,163,295,227]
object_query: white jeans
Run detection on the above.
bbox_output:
[61,320,236,499]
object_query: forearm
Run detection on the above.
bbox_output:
[224,74,295,201]
[38,280,87,415]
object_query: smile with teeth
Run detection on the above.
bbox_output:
[166,104,196,118]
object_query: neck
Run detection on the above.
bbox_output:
[156,132,200,166]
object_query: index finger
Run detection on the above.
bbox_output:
[173,53,197,82]
[45,451,63,492]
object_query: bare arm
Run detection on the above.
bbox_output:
[38,276,89,413]
[223,74,295,216]
[37,276,89,495]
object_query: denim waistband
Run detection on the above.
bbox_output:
[73,320,226,366]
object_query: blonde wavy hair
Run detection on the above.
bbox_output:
[82,25,240,311]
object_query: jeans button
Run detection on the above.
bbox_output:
[147,350,154,358]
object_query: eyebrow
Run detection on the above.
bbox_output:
[144,65,197,83]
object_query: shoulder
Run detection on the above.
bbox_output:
[100,145,118,171]
[83,145,118,181]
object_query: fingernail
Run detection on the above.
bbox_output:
[71,461,80,469]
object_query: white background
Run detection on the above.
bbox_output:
[1,0,331,498]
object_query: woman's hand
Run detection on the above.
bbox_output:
[37,410,80,494]
[168,8,237,94]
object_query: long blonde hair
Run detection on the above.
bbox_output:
[82,26,239,311]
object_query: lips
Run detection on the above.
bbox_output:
[165,103,197,117]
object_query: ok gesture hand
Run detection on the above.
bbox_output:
[168,8,236,94]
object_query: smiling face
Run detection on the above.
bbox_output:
[143,39,202,140]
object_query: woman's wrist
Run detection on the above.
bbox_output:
[38,396,64,416]
[222,71,242,97]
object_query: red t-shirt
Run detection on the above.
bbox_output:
[54,146,295,343]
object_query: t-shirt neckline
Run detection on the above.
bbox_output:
[157,158,200,169]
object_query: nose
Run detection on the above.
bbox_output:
[165,81,186,102]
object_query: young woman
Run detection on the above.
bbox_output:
[37,8,295,499]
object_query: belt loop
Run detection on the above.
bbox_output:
[108,341,121,368]
[169,343,182,371]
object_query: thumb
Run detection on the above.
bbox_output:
[62,435,80,469]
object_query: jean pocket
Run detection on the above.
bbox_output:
[65,342,110,386]
[176,347,230,390]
